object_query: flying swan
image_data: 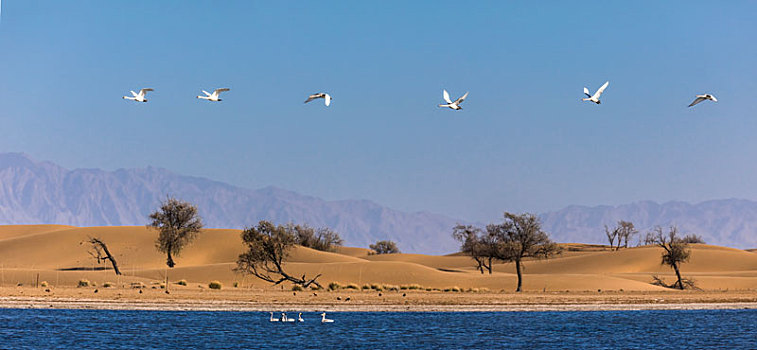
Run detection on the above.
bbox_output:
[582,81,609,104]
[438,90,468,110]
[122,88,154,102]
[688,94,717,107]
[197,88,230,102]
[304,93,332,106]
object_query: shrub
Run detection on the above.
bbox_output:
[370,283,383,291]
[681,234,705,244]
[233,281,239,288]
[310,285,321,290]
[40,281,48,288]
[103,282,114,288]
[292,285,304,291]
[290,224,344,252]
[78,279,90,288]
[443,286,461,292]
[131,282,145,289]
[159,283,166,289]
[344,283,359,290]
[328,282,341,291]
[369,240,400,255]
[176,280,188,286]
[208,281,223,290]
[361,284,371,290]
[478,287,490,293]
[384,284,399,291]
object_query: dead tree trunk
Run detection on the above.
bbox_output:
[86,237,122,275]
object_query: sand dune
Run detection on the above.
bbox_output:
[0,225,755,292]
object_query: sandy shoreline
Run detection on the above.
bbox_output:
[2,296,756,312]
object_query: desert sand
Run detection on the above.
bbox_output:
[0,225,755,311]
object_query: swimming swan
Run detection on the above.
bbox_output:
[269,312,280,322]
[320,312,334,323]
[281,312,296,322]
[298,313,304,322]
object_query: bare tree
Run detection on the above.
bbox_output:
[83,237,121,275]
[369,240,400,255]
[645,226,691,290]
[147,197,203,268]
[604,225,618,250]
[235,221,322,288]
[606,220,638,250]
[453,224,496,274]
[489,212,561,292]
[289,224,344,252]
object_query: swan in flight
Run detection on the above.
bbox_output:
[298,313,304,322]
[269,312,280,322]
[582,81,609,104]
[304,92,332,106]
[320,312,334,323]
[688,94,717,107]
[197,88,230,102]
[438,90,468,110]
[122,88,153,102]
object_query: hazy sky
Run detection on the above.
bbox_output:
[0,1,756,222]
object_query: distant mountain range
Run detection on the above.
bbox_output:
[0,153,755,252]
[540,200,757,249]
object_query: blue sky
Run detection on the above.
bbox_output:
[0,1,756,222]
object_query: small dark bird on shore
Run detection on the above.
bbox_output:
[378,293,382,297]
[336,296,341,300]
[345,297,351,301]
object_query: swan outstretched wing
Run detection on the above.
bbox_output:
[324,94,331,106]
[454,91,469,104]
[593,81,609,98]
[688,96,706,107]
[139,88,154,96]
[442,90,452,104]
[202,90,211,97]
[214,88,230,95]
[583,87,591,97]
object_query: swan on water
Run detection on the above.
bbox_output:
[688,94,717,107]
[197,88,230,102]
[122,88,153,102]
[269,312,280,322]
[438,89,468,110]
[298,313,304,322]
[581,81,609,104]
[320,312,334,323]
[281,312,296,322]
[304,92,332,106]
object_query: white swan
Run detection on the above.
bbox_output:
[197,88,230,102]
[281,312,295,323]
[438,90,468,110]
[298,313,304,322]
[582,81,609,104]
[304,92,332,106]
[269,312,280,322]
[122,88,153,103]
[320,312,334,323]
[688,94,717,107]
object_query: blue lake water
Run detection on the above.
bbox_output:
[0,308,755,349]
